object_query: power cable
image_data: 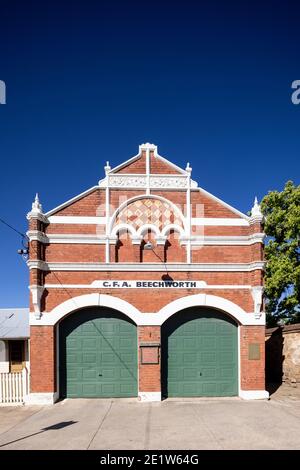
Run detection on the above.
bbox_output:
[0,216,78,309]
[0,218,27,239]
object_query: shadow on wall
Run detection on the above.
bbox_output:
[265,327,284,395]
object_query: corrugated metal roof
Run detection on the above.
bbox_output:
[0,308,29,339]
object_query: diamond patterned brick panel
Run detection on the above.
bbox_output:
[114,198,183,231]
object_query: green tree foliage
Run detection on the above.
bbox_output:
[261,181,300,326]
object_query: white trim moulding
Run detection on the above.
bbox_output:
[191,218,249,226]
[27,261,265,272]
[48,216,106,224]
[27,231,265,246]
[46,216,249,226]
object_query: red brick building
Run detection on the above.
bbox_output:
[26,143,268,404]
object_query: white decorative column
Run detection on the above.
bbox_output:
[139,142,157,196]
[186,163,192,264]
[249,196,265,310]
[27,194,48,320]
[104,161,111,263]
[146,145,150,196]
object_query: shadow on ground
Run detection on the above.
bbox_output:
[0,421,77,448]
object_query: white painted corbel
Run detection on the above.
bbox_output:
[251,286,264,319]
[29,285,45,319]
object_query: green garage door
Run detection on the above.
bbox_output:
[59,307,137,398]
[162,308,238,397]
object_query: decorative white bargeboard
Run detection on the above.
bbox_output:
[107,174,194,189]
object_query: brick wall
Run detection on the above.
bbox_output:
[191,191,239,218]
[45,244,106,262]
[30,326,56,393]
[43,289,253,313]
[240,326,266,390]
[138,326,161,392]
[54,189,104,216]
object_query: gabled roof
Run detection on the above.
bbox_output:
[108,143,188,175]
[0,308,29,339]
[42,143,250,221]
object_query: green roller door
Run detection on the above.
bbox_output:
[59,307,137,398]
[162,308,238,397]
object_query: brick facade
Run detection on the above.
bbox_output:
[26,143,268,403]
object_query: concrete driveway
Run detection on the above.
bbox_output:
[0,386,300,450]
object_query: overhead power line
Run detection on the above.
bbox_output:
[0,216,78,309]
[0,218,27,239]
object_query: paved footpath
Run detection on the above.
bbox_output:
[0,385,300,450]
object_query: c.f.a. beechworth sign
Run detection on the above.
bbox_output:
[91,280,206,289]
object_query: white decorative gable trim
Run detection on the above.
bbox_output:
[108,175,146,188]
[100,174,198,189]
[42,144,251,227]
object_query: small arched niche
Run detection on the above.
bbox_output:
[115,229,136,263]
[164,228,185,263]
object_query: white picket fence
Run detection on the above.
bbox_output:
[0,369,29,404]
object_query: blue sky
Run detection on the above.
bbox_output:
[0,1,299,307]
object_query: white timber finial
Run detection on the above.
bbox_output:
[251,196,262,217]
[27,192,47,222]
[250,196,263,223]
[139,142,157,153]
[104,161,111,175]
[31,193,43,213]
[185,162,192,174]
